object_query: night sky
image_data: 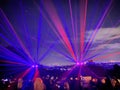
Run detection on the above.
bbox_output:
[0,0,120,66]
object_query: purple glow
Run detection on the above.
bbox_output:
[0,1,120,89]
[76,61,87,66]
[0,0,117,66]
[80,62,84,65]
[32,65,38,68]
[32,65,35,68]
[35,65,38,67]
[76,62,80,65]
[84,0,113,56]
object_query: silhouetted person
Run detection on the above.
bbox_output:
[64,81,70,90]
[34,78,46,90]
[17,78,23,90]
[105,77,113,90]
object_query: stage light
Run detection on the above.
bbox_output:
[35,65,38,67]
[32,65,35,68]
[32,64,38,68]
[80,62,84,65]
[76,62,80,65]
[76,61,87,65]
[83,61,87,65]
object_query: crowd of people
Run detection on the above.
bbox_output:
[0,63,120,90]
[0,75,120,90]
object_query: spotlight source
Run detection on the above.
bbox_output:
[32,64,38,68]
[76,61,87,66]
[32,65,35,68]
[35,65,38,67]
[76,62,80,65]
